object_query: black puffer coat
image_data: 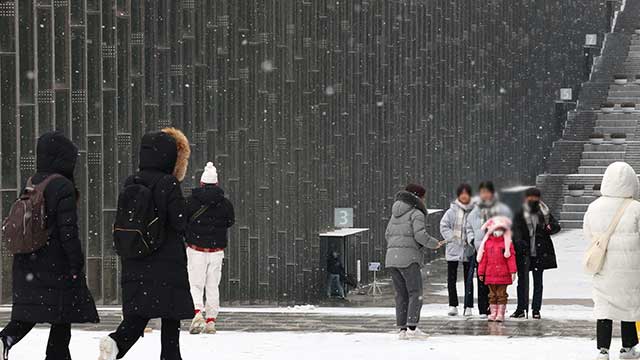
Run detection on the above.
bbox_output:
[120,130,195,320]
[185,185,235,249]
[512,209,561,271]
[11,131,99,324]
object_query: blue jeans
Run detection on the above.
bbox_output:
[326,274,345,298]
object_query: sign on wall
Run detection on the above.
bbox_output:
[334,208,354,228]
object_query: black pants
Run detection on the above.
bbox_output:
[447,261,473,308]
[597,319,639,350]
[109,316,182,360]
[389,264,423,327]
[477,271,490,315]
[0,320,71,360]
[516,257,545,312]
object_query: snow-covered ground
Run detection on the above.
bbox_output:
[440,229,593,301]
[6,329,609,360]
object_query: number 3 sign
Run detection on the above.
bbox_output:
[334,208,354,228]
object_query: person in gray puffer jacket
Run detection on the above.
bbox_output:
[440,183,476,317]
[385,183,441,339]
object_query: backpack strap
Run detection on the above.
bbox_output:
[28,174,66,192]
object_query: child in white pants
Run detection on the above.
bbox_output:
[185,162,235,334]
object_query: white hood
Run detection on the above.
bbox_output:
[601,162,639,199]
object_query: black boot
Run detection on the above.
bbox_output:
[510,309,528,319]
[532,310,541,319]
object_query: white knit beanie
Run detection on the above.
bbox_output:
[200,162,218,184]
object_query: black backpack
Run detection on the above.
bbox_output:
[113,175,165,259]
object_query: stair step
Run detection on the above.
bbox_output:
[578,166,608,174]
[563,195,597,204]
[561,212,586,221]
[593,126,637,137]
[597,112,640,120]
[583,144,627,152]
[559,220,584,229]
[582,151,625,159]
[562,203,589,212]
[595,120,637,127]
[581,158,621,167]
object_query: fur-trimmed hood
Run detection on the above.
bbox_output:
[139,127,191,181]
[476,216,512,262]
[393,190,427,217]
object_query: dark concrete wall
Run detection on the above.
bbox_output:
[0,0,611,304]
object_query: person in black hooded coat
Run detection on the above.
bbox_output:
[99,128,194,360]
[0,131,99,360]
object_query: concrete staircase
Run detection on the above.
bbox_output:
[538,6,640,230]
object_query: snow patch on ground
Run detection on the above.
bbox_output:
[6,329,608,360]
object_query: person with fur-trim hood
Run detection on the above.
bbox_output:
[385,183,441,340]
[477,216,517,322]
[99,128,195,360]
[185,162,235,335]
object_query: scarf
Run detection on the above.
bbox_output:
[523,200,550,257]
[452,200,474,245]
[478,198,500,223]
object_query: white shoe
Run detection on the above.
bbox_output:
[448,306,458,316]
[463,308,473,317]
[398,330,408,340]
[407,328,429,339]
[0,338,7,360]
[204,321,217,334]
[478,314,488,320]
[190,312,206,334]
[596,348,609,360]
[620,347,640,359]
[98,336,118,360]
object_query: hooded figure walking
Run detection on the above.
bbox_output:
[185,162,235,335]
[584,162,640,360]
[385,184,441,340]
[99,128,195,360]
[0,131,99,360]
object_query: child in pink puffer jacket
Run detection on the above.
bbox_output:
[477,216,517,322]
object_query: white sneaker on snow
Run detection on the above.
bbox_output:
[398,330,408,340]
[463,308,473,317]
[596,348,609,360]
[620,347,640,359]
[478,314,488,320]
[448,306,458,316]
[407,328,429,339]
[98,336,118,360]
[190,312,206,335]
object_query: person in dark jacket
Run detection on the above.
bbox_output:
[185,162,235,335]
[510,187,561,320]
[326,252,346,299]
[0,131,99,359]
[99,128,194,360]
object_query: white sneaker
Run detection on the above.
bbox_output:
[596,348,609,360]
[189,312,206,334]
[0,338,7,360]
[204,321,217,334]
[620,347,640,359]
[463,308,473,317]
[398,330,408,340]
[478,314,488,320]
[448,306,458,316]
[98,336,118,360]
[407,328,429,339]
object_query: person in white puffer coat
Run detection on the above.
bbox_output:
[583,162,640,360]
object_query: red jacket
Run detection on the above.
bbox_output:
[478,235,517,285]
